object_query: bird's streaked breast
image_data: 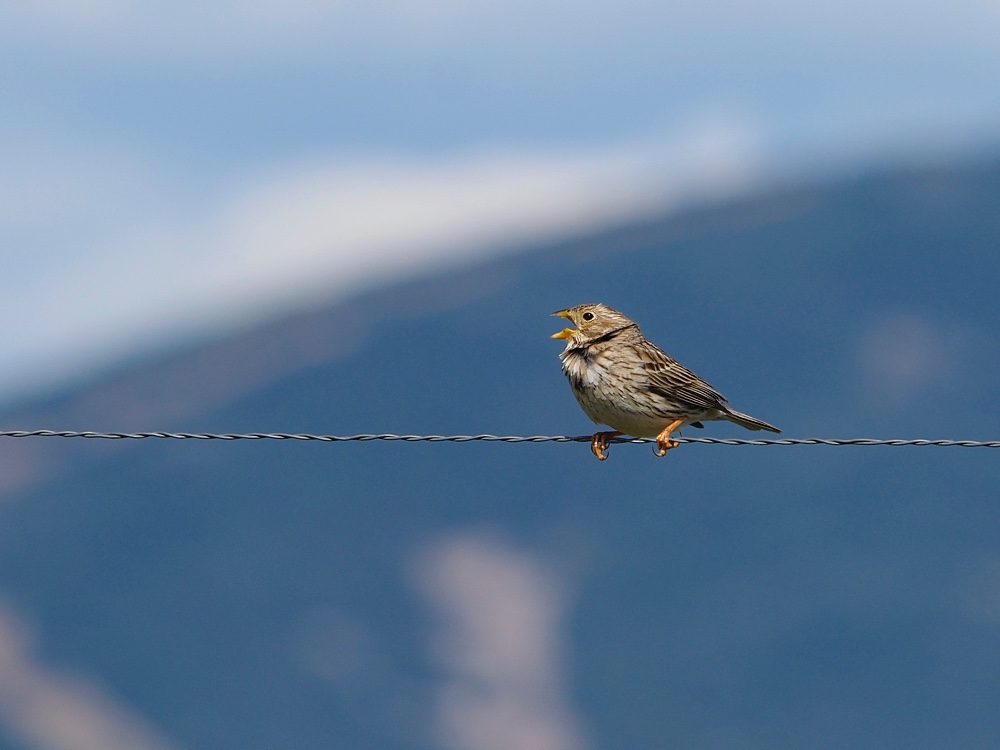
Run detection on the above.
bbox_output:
[559,347,610,389]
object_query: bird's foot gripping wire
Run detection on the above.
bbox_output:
[590,431,623,461]
[653,419,685,457]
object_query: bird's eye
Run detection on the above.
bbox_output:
[582,312,595,321]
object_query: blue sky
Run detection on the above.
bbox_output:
[2,0,1000,402]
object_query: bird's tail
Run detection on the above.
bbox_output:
[724,408,781,433]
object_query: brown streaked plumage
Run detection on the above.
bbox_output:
[551,303,780,461]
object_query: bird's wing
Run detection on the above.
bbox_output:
[636,342,729,411]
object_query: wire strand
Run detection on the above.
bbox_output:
[0,430,997,447]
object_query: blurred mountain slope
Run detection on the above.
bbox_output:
[0,158,998,750]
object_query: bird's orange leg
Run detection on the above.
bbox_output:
[653,419,686,457]
[591,431,623,461]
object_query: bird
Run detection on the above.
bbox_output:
[551,303,780,461]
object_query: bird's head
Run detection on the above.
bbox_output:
[551,303,638,347]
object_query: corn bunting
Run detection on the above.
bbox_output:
[552,303,780,461]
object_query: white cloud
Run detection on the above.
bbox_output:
[0,602,180,750]
[414,532,588,750]
[2,0,997,407]
[0,128,758,403]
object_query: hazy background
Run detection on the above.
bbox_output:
[1,2,1000,749]
[4,0,1000,399]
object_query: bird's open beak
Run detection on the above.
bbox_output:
[551,310,575,339]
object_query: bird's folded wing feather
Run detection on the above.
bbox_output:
[637,344,729,410]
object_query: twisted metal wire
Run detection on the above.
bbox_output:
[0,430,997,447]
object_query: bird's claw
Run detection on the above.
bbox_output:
[653,419,685,457]
[652,439,680,457]
[590,431,621,461]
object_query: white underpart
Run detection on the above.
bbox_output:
[560,348,671,437]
